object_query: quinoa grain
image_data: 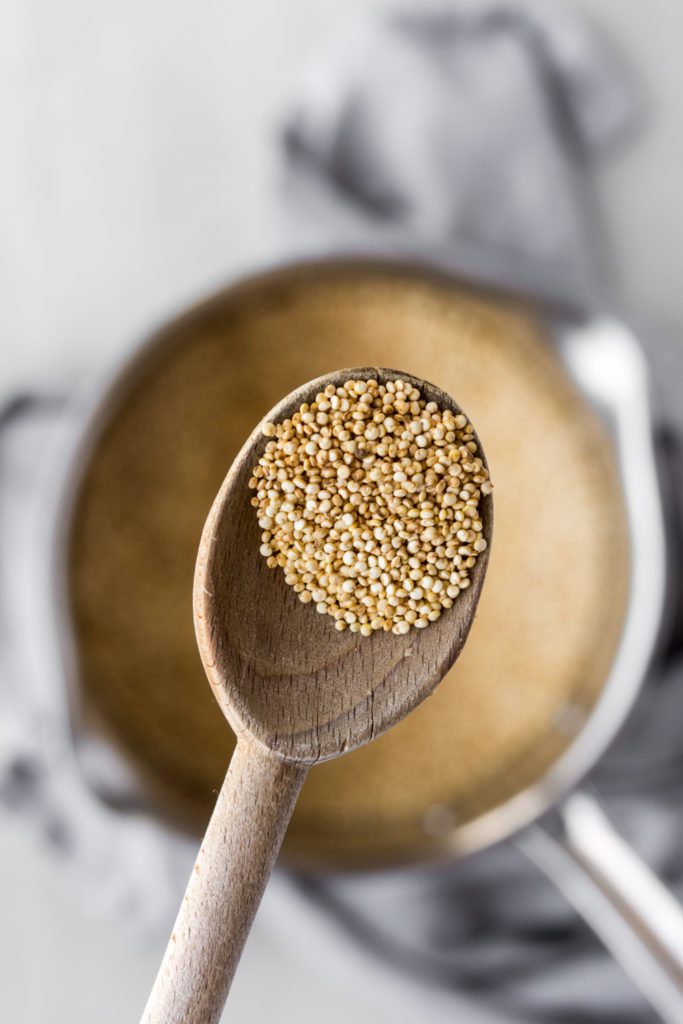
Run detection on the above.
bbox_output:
[249,378,490,635]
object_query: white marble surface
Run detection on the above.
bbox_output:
[1,1,682,1022]
[0,820,424,1024]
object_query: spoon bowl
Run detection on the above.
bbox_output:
[142,366,492,1024]
[195,367,492,762]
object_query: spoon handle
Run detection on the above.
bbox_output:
[141,739,308,1024]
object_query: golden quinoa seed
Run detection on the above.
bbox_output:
[249,377,491,635]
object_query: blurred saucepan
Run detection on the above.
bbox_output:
[48,259,683,1021]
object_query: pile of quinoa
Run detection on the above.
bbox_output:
[249,376,491,636]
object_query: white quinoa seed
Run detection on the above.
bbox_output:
[251,378,491,635]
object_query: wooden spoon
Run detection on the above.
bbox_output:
[141,367,492,1024]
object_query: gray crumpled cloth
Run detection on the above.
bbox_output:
[1,4,680,1023]
[278,1,639,305]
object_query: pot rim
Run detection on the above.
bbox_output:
[43,253,667,869]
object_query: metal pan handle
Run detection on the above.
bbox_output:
[518,789,683,1024]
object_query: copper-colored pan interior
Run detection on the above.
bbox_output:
[66,264,629,868]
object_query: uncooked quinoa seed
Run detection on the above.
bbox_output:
[249,377,491,635]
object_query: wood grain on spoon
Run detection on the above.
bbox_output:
[141,367,492,1024]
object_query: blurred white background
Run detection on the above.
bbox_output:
[1,1,681,1021]
[2,0,682,399]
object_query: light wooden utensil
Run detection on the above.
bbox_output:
[141,367,492,1024]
